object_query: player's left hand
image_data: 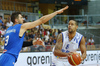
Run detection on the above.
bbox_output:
[32,38,45,47]
[77,53,83,63]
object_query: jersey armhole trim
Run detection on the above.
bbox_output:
[78,35,83,48]
[19,36,22,38]
[18,24,25,38]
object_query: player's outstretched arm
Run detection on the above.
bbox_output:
[80,36,86,61]
[54,33,73,57]
[19,6,69,37]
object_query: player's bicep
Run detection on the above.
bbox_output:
[80,36,86,54]
[19,26,26,37]
[55,33,63,50]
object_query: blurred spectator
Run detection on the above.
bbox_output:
[22,15,25,20]
[47,28,50,36]
[38,29,42,38]
[41,30,44,39]
[50,29,53,36]
[0,16,4,26]
[88,37,94,45]
[53,37,56,44]
[45,40,49,45]
[6,18,13,27]
[36,25,39,30]
[44,29,47,36]
[52,32,56,38]
[38,34,41,39]
[24,32,32,41]
[25,15,28,22]
[0,28,6,37]
[22,15,26,23]
[54,29,58,37]
[48,38,53,45]
[2,23,7,29]
[44,32,49,41]
[28,32,34,40]
[34,36,37,40]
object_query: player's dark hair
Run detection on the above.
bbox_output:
[69,19,78,26]
[73,20,78,26]
[11,12,21,23]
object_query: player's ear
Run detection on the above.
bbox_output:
[76,25,78,29]
[77,25,78,28]
[15,19,18,23]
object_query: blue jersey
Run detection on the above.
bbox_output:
[4,24,25,60]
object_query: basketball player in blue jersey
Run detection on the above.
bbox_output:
[0,6,69,66]
[52,20,86,66]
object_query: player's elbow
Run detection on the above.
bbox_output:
[39,16,47,23]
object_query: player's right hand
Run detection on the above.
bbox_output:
[32,38,45,47]
[66,52,73,57]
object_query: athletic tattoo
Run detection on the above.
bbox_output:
[55,33,63,50]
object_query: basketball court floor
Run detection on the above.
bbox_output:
[79,64,100,66]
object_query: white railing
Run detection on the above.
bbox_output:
[49,15,100,29]
[0,45,100,53]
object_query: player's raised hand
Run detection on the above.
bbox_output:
[56,6,69,14]
[32,38,45,47]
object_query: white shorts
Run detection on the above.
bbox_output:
[52,54,71,66]
[52,58,71,66]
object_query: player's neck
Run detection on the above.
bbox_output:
[13,23,18,26]
[68,31,76,39]
[13,24,16,26]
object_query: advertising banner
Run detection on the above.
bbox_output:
[0,51,100,66]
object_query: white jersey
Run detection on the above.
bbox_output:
[52,31,83,62]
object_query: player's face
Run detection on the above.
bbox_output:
[17,14,24,24]
[68,20,78,33]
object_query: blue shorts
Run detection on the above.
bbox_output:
[0,53,16,66]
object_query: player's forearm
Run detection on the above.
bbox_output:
[22,12,58,30]
[81,52,86,60]
[54,50,68,57]
[39,11,57,23]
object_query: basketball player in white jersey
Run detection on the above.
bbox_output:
[52,20,86,66]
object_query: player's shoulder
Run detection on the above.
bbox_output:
[12,24,22,30]
[14,24,22,27]
[76,32,83,36]
[76,32,83,37]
